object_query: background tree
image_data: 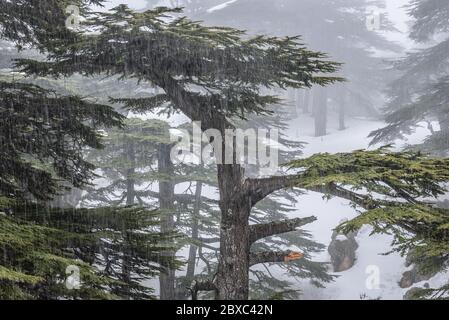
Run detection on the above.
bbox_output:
[371,0,449,156]
[161,0,400,136]
[0,0,180,299]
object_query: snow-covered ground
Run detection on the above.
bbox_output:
[140,109,445,300]
[143,111,446,300]
[277,112,444,300]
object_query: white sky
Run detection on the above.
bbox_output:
[101,0,413,46]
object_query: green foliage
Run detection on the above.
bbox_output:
[0,212,116,299]
[0,0,104,51]
[195,0,400,117]
[0,202,180,299]
[16,5,342,124]
[290,147,449,201]
[376,0,449,154]
[0,80,124,200]
[289,147,449,299]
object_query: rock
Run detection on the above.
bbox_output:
[328,230,359,272]
[400,253,439,288]
[399,267,434,289]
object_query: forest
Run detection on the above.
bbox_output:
[0,0,449,301]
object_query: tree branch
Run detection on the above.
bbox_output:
[249,251,304,267]
[197,237,221,244]
[137,190,218,206]
[154,73,230,132]
[189,280,217,300]
[249,216,317,244]
[304,183,379,210]
[245,174,298,207]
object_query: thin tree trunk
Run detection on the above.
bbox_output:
[295,90,303,117]
[313,87,328,137]
[122,141,135,299]
[126,141,136,206]
[126,169,135,206]
[158,144,176,300]
[303,89,310,114]
[186,181,203,280]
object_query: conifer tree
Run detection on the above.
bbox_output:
[371,0,449,155]
[16,4,449,301]
[179,0,399,135]
[0,0,180,299]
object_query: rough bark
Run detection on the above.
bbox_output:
[245,175,298,207]
[215,164,252,300]
[158,143,176,300]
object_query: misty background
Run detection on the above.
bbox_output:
[88,0,444,300]
[2,0,447,300]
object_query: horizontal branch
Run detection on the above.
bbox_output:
[189,280,217,300]
[249,216,317,244]
[305,183,379,210]
[249,251,304,267]
[245,175,298,207]
[137,190,218,206]
[197,237,220,244]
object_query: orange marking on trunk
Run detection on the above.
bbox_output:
[284,252,304,262]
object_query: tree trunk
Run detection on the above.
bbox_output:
[126,169,135,206]
[125,140,136,205]
[295,90,303,117]
[303,89,310,114]
[122,141,135,299]
[215,164,252,300]
[186,181,203,280]
[158,144,176,300]
[437,114,449,156]
[313,87,328,137]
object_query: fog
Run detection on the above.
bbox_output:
[1,0,448,301]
